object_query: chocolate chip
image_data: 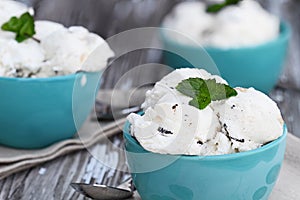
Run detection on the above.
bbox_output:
[223,123,244,143]
[172,104,178,110]
[197,140,203,145]
[157,127,173,135]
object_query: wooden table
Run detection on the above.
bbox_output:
[1,0,300,199]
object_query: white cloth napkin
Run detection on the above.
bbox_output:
[0,117,127,179]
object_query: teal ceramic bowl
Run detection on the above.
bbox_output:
[124,121,287,200]
[161,22,291,93]
[0,71,101,149]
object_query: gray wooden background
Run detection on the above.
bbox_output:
[1,0,300,199]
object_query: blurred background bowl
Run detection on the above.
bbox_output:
[161,21,291,93]
[0,71,101,149]
[124,120,287,200]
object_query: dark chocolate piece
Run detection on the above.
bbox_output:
[197,140,203,145]
[157,127,173,135]
[172,104,178,110]
[223,123,245,143]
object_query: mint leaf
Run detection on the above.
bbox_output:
[206,0,242,13]
[175,77,205,97]
[189,93,211,110]
[205,79,238,101]
[1,17,21,32]
[206,4,224,13]
[1,12,36,43]
[176,78,237,110]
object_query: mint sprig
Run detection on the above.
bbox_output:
[206,0,242,13]
[1,12,38,43]
[176,78,237,109]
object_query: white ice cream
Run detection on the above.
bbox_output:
[212,87,284,149]
[142,68,227,110]
[0,1,114,78]
[41,26,114,76]
[0,39,45,77]
[0,0,31,25]
[128,69,284,155]
[35,21,64,40]
[0,0,32,42]
[162,0,279,48]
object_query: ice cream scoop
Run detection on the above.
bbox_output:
[128,68,284,155]
[0,1,114,78]
[162,0,279,48]
[0,0,31,25]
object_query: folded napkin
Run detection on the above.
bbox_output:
[0,116,127,179]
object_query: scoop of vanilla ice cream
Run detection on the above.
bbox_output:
[162,0,279,48]
[0,1,114,78]
[212,87,284,145]
[35,21,65,40]
[0,0,32,40]
[0,0,31,25]
[142,68,227,110]
[41,26,114,74]
[128,69,284,156]
[208,0,279,48]
[0,39,45,77]
[128,102,220,155]
[0,1,45,77]
[129,68,229,155]
[162,1,215,45]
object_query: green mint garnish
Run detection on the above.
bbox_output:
[1,12,39,43]
[206,0,242,13]
[176,78,238,109]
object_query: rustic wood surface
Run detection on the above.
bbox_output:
[1,0,300,199]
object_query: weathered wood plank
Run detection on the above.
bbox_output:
[271,86,300,137]
[0,133,128,200]
[0,175,13,200]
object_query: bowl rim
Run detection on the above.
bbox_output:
[123,120,287,161]
[161,21,291,51]
[0,71,102,82]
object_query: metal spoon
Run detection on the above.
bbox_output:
[70,177,134,200]
[95,101,142,120]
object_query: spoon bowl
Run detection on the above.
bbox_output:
[70,177,134,200]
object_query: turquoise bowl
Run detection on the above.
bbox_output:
[161,22,291,93]
[124,121,287,200]
[0,71,101,149]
